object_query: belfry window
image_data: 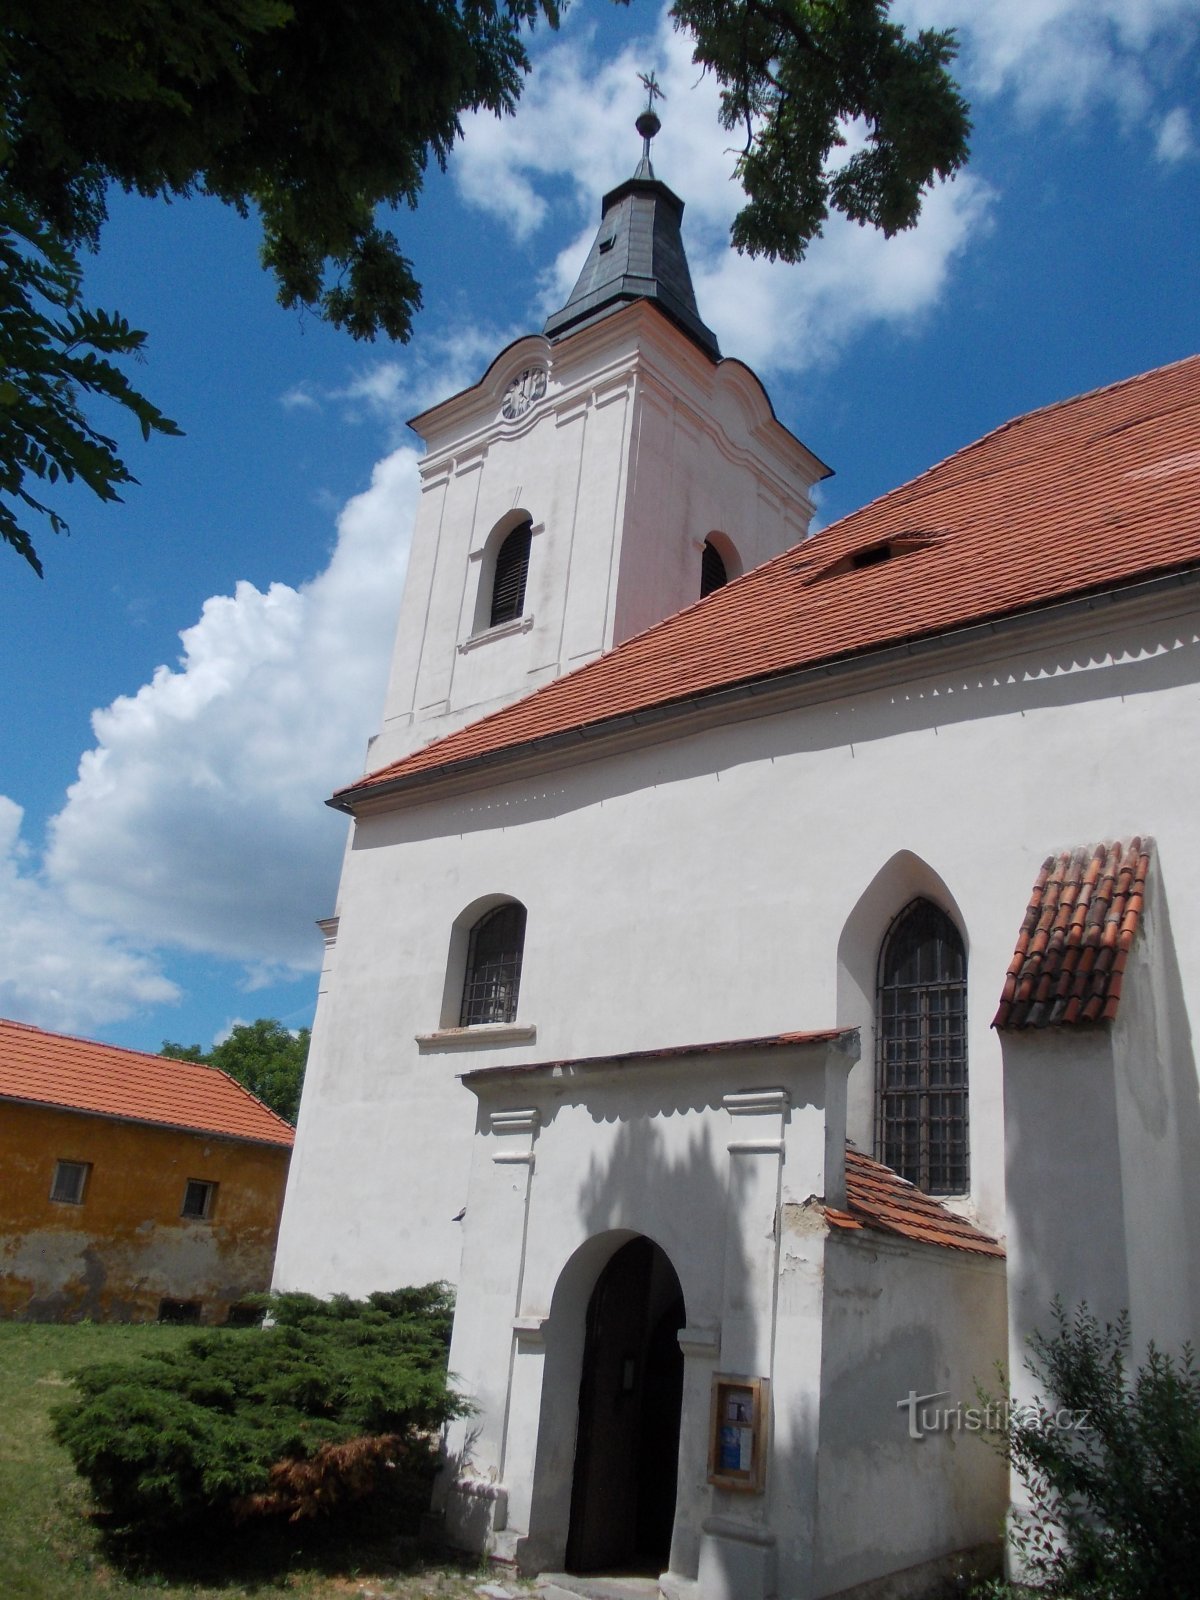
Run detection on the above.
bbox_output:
[460,902,527,1026]
[489,520,532,627]
[876,899,968,1193]
[700,538,728,597]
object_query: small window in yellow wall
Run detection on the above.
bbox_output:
[181,1179,217,1220]
[51,1160,90,1204]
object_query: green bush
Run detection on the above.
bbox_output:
[53,1285,464,1536]
[1000,1302,1200,1599]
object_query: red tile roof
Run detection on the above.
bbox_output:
[992,840,1150,1029]
[0,1018,295,1148]
[827,1147,1005,1257]
[338,354,1200,807]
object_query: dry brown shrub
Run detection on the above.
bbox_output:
[234,1433,407,1522]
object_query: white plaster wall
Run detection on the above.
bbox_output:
[812,1235,1008,1598]
[1000,1026,1127,1386]
[1108,863,1200,1356]
[1000,848,1200,1421]
[369,308,822,772]
[273,594,1200,1304]
[430,1036,1005,1599]
[437,1040,849,1589]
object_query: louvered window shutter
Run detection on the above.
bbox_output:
[700,539,728,597]
[490,522,532,626]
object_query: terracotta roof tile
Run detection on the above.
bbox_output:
[339,354,1200,806]
[992,841,1150,1029]
[827,1147,1005,1257]
[0,1017,295,1148]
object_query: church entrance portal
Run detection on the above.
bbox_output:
[565,1237,686,1574]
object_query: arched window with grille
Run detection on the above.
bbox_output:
[875,899,968,1193]
[489,519,532,627]
[460,901,527,1026]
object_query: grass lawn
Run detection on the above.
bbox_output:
[0,1322,530,1600]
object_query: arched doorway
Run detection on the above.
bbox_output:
[565,1236,685,1574]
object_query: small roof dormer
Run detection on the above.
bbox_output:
[543,86,720,361]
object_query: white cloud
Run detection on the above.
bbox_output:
[279,383,321,413]
[453,9,994,379]
[3,449,420,1026]
[691,177,992,374]
[1156,105,1196,162]
[5,318,523,1034]
[295,321,527,437]
[0,797,180,1032]
[895,0,1200,127]
[448,0,1199,380]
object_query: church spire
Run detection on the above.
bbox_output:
[543,77,720,360]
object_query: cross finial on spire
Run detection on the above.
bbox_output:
[635,71,664,167]
[638,70,665,110]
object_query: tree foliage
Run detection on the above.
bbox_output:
[0,192,180,575]
[162,1018,310,1124]
[679,0,970,260]
[53,1286,462,1536]
[997,1303,1200,1599]
[1,0,969,573]
[3,0,560,339]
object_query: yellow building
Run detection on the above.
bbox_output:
[0,1017,294,1323]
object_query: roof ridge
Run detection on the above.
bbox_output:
[818,351,1200,531]
[0,1014,185,1068]
[0,1016,296,1138]
[192,1062,297,1135]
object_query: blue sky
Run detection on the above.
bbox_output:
[2,0,1198,1054]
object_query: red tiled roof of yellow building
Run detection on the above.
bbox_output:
[827,1147,1005,1258]
[0,1017,295,1148]
[339,354,1200,806]
[992,840,1150,1029]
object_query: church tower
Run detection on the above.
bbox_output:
[274,106,831,1299]
[367,104,829,774]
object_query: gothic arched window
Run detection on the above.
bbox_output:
[489,520,532,627]
[460,902,527,1026]
[876,899,968,1193]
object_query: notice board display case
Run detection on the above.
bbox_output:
[707,1373,768,1492]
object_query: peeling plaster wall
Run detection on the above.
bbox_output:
[0,1103,290,1323]
[812,1233,1008,1598]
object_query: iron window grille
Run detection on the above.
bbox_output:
[50,1160,89,1204]
[700,539,728,597]
[490,521,532,627]
[875,898,969,1194]
[181,1178,217,1220]
[460,902,526,1027]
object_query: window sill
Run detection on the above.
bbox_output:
[416,1023,537,1053]
[458,613,534,654]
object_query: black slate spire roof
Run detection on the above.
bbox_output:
[543,139,720,361]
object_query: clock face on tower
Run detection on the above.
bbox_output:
[501,366,548,420]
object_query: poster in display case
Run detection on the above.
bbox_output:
[707,1374,768,1492]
